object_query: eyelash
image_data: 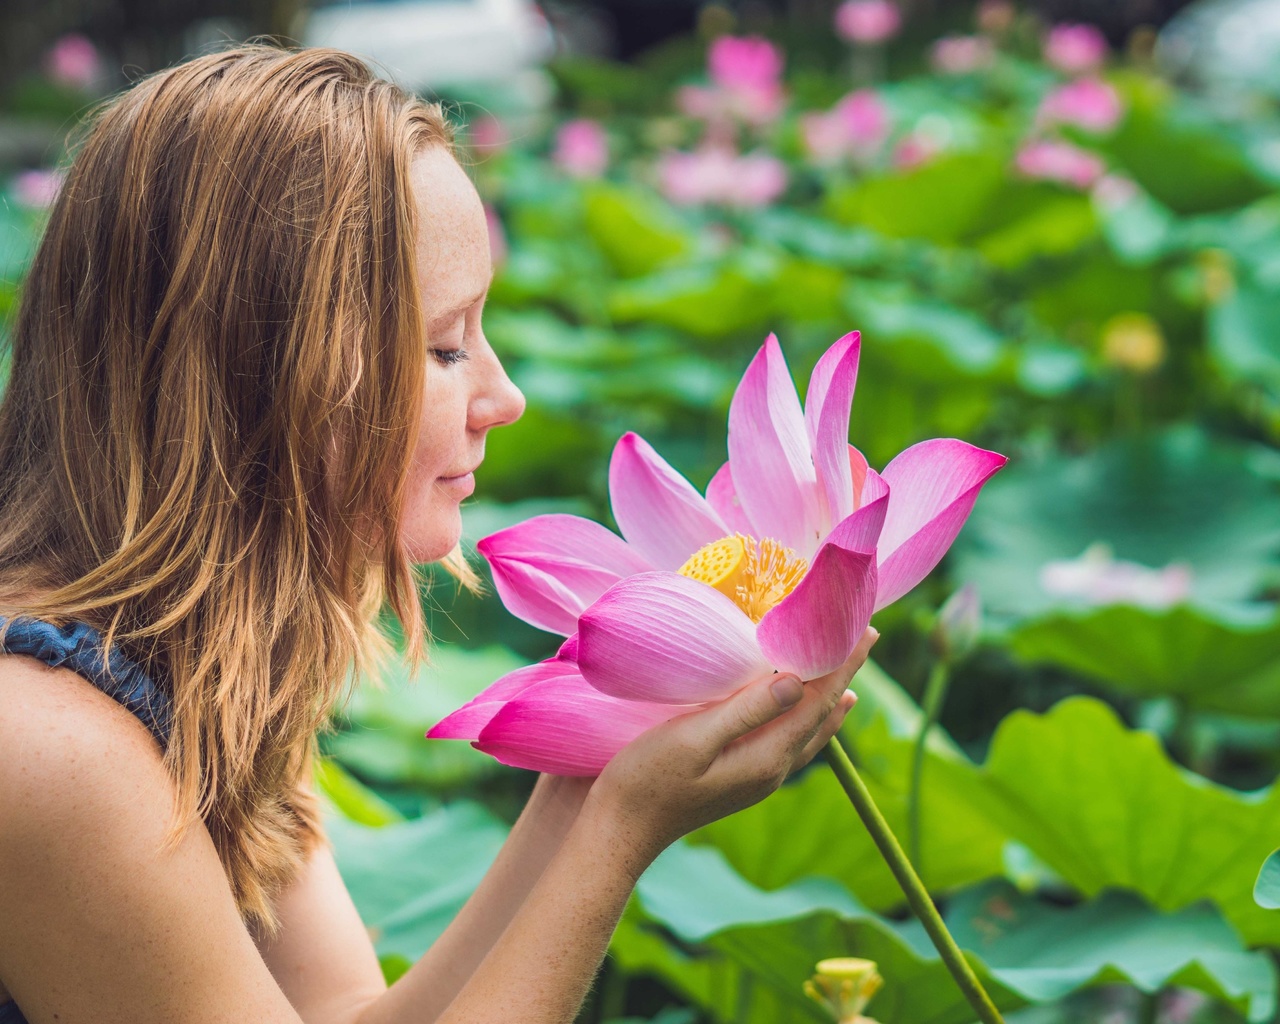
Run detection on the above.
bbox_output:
[431,347,470,366]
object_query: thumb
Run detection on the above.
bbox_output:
[705,673,803,747]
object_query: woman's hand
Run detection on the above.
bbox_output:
[584,627,878,872]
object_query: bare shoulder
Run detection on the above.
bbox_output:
[0,655,299,1023]
[0,653,169,824]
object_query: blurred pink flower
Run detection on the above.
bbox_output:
[892,132,941,170]
[679,35,785,126]
[1039,543,1191,609]
[484,204,508,267]
[835,0,902,44]
[470,114,509,156]
[553,119,608,178]
[44,34,100,90]
[930,35,996,74]
[658,146,787,208]
[12,168,64,209]
[709,35,783,92]
[802,90,889,165]
[1037,77,1122,132]
[1015,139,1104,189]
[1043,23,1108,75]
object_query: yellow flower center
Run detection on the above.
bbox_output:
[677,533,809,623]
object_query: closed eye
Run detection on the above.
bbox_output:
[431,347,470,366]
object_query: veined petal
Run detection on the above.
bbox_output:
[875,439,1008,610]
[427,658,578,740]
[727,335,823,555]
[705,461,755,535]
[479,514,653,635]
[849,445,870,510]
[609,432,728,570]
[476,675,687,776]
[804,333,861,532]
[577,572,772,704]
[757,489,884,678]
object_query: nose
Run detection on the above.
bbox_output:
[469,346,525,434]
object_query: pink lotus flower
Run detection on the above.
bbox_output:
[930,35,996,75]
[1039,543,1191,609]
[802,90,890,165]
[1015,139,1105,189]
[553,119,609,178]
[658,146,787,208]
[45,34,101,91]
[835,0,902,44]
[1037,78,1122,133]
[678,35,785,127]
[1043,23,1108,75]
[430,332,1006,774]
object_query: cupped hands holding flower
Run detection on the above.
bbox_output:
[431,330,1006,774]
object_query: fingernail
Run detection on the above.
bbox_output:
[869,627,881,645]
[770,675,803,708]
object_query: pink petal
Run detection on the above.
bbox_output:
[756,489,884,678]
[706,461,755,535]
[609,432,729,570]
[478,514,654,635]
[727,335,824,556]
[875,439,1008,610]
[850,445,870,509]
[804,333,861,531]
[577,572,772,704]
[476,675,687,776]
[427,658,578,740]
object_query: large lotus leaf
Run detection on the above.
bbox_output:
[1208,280,1280,403]
[619,842,1276,1024]
[607,261,777,339]
[958,697,1280,947]
[692,661,1007,907]
[326,644,526,790]
[1008,606,1280,718]
[953,426,1280,622]
[1257,851,1280,910]
[325,800,508,960]
[827,152,1008,244]
[1100,74,1272,215]
[582,183,692,278]
[974,192,1099,270]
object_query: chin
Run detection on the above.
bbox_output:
[399,501,463,565]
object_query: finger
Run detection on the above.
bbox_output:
[700,671,805,749]
[795,689,856,768]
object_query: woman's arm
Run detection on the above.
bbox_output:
[360,630,874,1024]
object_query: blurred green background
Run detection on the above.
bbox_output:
[4,1,1280,1021]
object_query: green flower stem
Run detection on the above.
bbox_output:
[908,661,952,869]
[824,736,1005,1024]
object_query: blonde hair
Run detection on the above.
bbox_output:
[0,44,455,933]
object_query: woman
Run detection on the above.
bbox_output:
[0,45,871,1023]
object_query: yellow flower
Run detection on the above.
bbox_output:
[1100,312,1165,373]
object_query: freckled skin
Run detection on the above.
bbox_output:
[399,147,524,563]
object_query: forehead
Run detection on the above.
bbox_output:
[409,147,490,311]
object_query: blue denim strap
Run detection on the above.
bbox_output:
[0,614,171,746]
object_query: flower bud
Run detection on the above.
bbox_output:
[931,584,982,663]
[803,957,883,1023]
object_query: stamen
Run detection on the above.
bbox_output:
[678,533,809,623]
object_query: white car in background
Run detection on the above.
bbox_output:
[300,0,555,94]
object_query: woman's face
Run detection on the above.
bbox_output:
[400,147,525,562]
